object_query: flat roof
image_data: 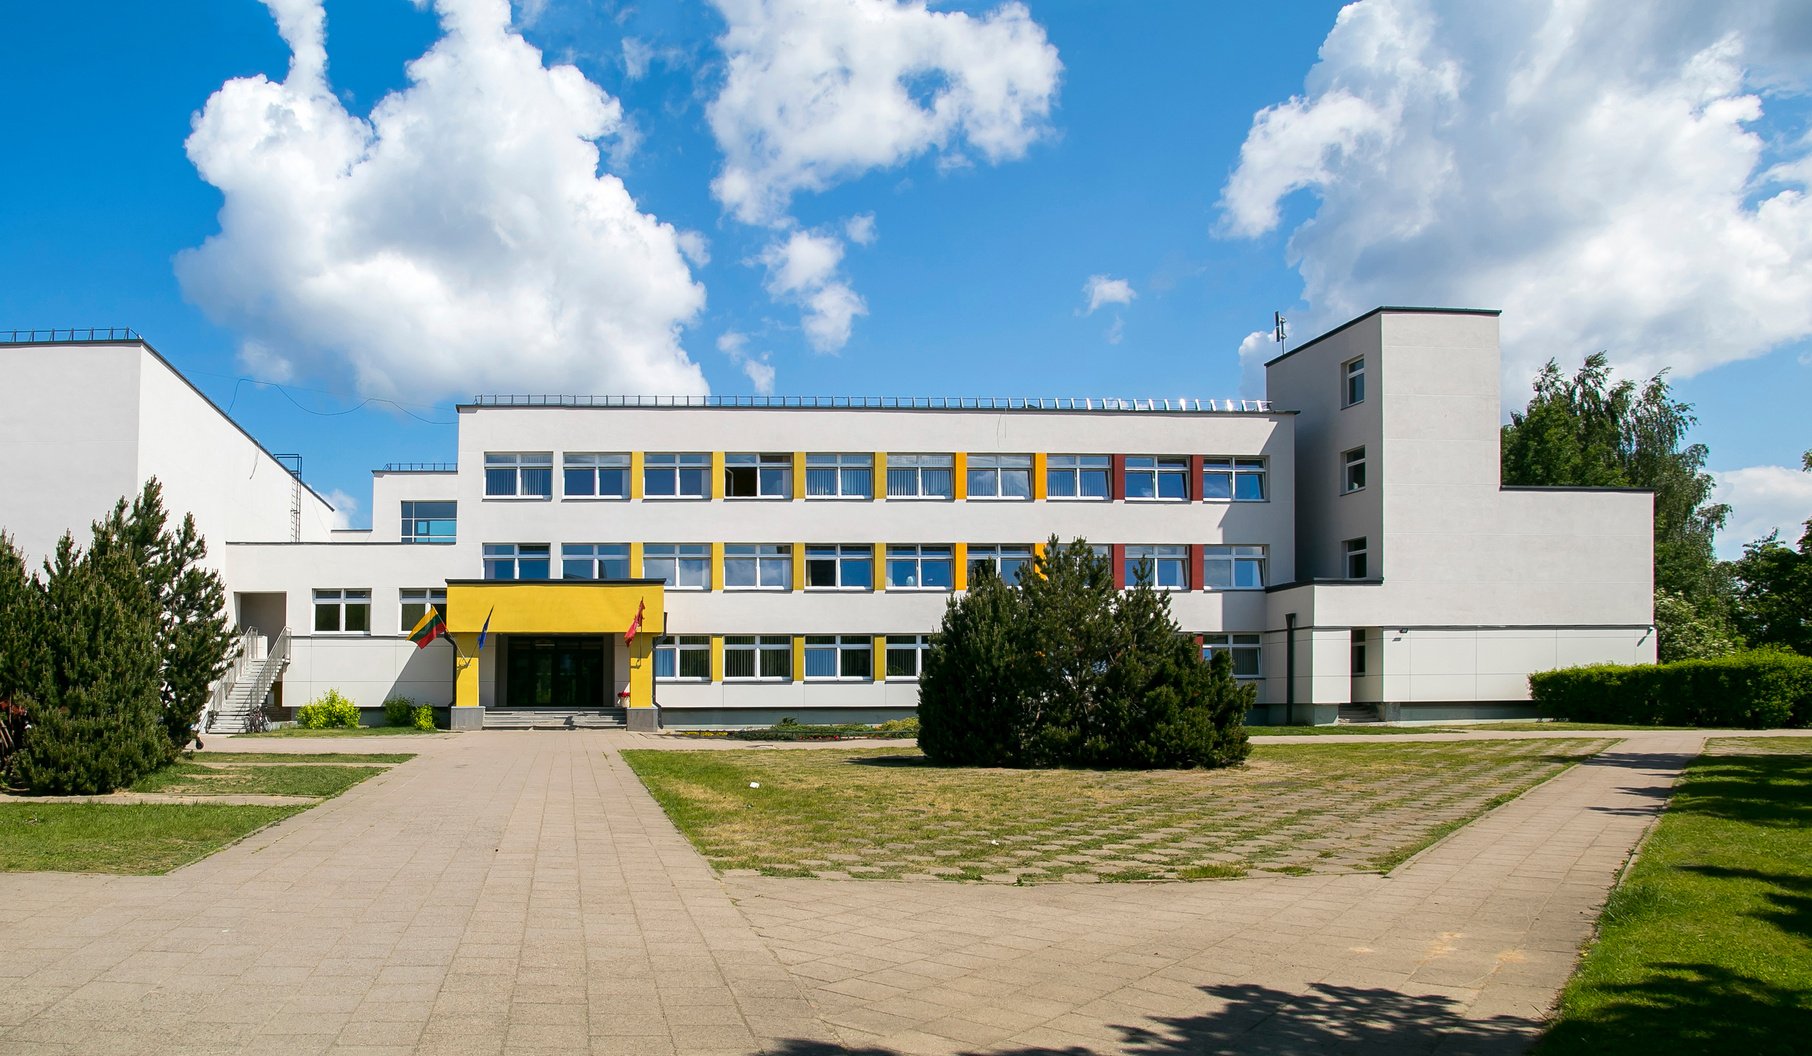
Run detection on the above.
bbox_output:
[1264,306,1502,368]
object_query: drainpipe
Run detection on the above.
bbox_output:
[1285,612,1297,727]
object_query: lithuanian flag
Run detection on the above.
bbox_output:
[408,606,447,649]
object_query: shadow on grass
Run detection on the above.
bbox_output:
[1535,961,1812,1056]
[1668,755,1812,828]
[845,754,935,768]
[1680,863,1812,940]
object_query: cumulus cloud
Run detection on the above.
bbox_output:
[1219,0,1812,397]
[324,488,361,531]
[178,0,708,402]
[844,212,878,246]
[757,229,868,353]
[1081,274,1135,315]
[1235,330,1272,400]
[1715,463,1812,557]
[716,331,777,393]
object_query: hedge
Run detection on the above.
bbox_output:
[1530,650,1812,728]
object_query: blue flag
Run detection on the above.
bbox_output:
[477,606,495,650]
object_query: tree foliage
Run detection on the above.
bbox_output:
[918,538,1251,769]
[1729,450,1812,656]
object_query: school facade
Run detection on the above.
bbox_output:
[0,308,1657,731]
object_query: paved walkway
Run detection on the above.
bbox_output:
[0,729,1797,1054]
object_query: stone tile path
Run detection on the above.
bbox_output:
[0,728,1799,1054]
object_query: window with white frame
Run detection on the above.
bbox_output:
[1203,457,1267,501]
[1202,633,1262,679]
[805,453,873,498]
[1046,454,1110,500]
[1344,537,1369,579]
[1342,446,1366,493]
[398,588,445,632]
[724,544,792,590]
[886,634,932,679]
[562,543,630,580]
[1124,456,1191,501]
[1203,545,1266,590]
[967,545,1034,585]
[805,635,873,680]
[724,452,792,499]
[965,454,1032,499]
[1125,545,1188,590]
[804,545,873,590]
[644,544,711,589]
[313,589,371,634]
[643,452,710,498]
[483,543,550,580]
[400,500,456,543]
[886,454,954,499]
[655,635,711,680]
[563,453,630,499]
[483,452,553,498]
[1344,356,1366,406]
[723,634,792,680]
[886,545,953,590]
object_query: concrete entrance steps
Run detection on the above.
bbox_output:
[1337,703,1381,724]
[482,707,629,730]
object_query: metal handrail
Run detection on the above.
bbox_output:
[202,627,290,733]
[382,462,458,472]
[468,393,1274,413]
[1,327,141,344]
[201,630,258,732]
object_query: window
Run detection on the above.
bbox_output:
[399,588,446,632]
[724,544,792,590]
[966,454,1032,500]
[724,635,792,680]
[655,636,711,680]
[1124,456,1191,501]
[564,453,629,499]
[643,452,710,499]
[1344,356,1366,406]
[1203,545,1267,590]
[1202,633,1262,679]
[1203,458,1267,501]
[562,543,631,580]
[967,545,1034,585]
[1351,628,1367,676]
[885,635,932,679]
[644,544,711,590]
[399,500,456,543]
[805,545,873,590]
[805,453,873,499]
[1344,537,1369,579]
[886,545,953,590]
[484,452,553,498]
[886,454,955,499]
[1046,454,1110,500]
[484,543,551,580]
[805,635,873,681]
[1125,545,1188,590]
[1343,447,1366,493]
[313,589,371,634]
[724,452,792,499]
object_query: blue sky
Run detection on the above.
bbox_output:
[2,1,1808,551]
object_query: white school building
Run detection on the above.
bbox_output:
[0,308,1656,731]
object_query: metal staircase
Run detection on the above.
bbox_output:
[204,628,291,734]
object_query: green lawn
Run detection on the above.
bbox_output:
[1538,745,1812,1056]
[0,802,303,874]
[1250,721,1698,735]
[233,725,446,738]
[200,751,416,764]
[129,761,388,798]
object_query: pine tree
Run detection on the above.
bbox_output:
[0,534,42,775]
[918,567,1026,766]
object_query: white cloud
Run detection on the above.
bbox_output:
[1715,463,1812,557]
[178,0,708,403]
[1219,0,1812,397]
[1081,274,1135,315]
[324,488,361,531]
[844,212,878,246]
[716,330,777,393]
[1235,330,1271,400]
[757,229,868,352]
[1104,317,1125,346]
[622,36,654,80]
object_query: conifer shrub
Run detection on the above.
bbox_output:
[296,689,361,729]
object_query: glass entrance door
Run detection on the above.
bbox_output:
[503,636,607,707]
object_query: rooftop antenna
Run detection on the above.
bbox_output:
[1273,311,1287,353]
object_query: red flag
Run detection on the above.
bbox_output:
[625,599,645,644]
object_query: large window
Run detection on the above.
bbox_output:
[886,454,954,499]
[654,636,711,680]
[1203,545,1267,590]
[1046,454,1110,500]
[724,544,792,590]
[644,544,711,589]
[966,454,1032,500]
[484,543,551,580]
[1344,537,1369,579]
[724,635,792,681]
[805,545,873,590]
[564,453,630,499]
[1202,633,1262,679]
[400,500,456,544]
[1125,545,1188,590]
[885,635,932,679]
[313,589,371,633]
[1344,356,1366,406]
[804,635,873,681]
[724,452,792,499]
[967,545,1034,585]
[562,543,631,580]
[1124,456,1190,501]
[1342,447,1366,493]
[805,453,873,499]
[886,545,953,590]
[644,452,710,499]
[398,588,445,632]
[1203,458,1267,501]
[484,452,552,498]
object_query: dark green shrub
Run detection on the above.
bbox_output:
[296,689,361,729]
[1530,650,1812,727]
[382,695,415,727]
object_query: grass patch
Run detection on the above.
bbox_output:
[0,802,303,874]
[1249,721,1697,735]
[1538,745,1812,1056]
[1704,736,1812,756]
[234,725,444,738]
[129,762,385,798]
[623,739,1608,884]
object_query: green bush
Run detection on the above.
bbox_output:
[381,695,413,727]
[877,716,919,735]
[410,704,435,731]
[1530,650,1812,727]
[295,689,361,730]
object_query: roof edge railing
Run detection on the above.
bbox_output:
[467,394,1274,413]
[381,462,458,473]
[2,327,142,344]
